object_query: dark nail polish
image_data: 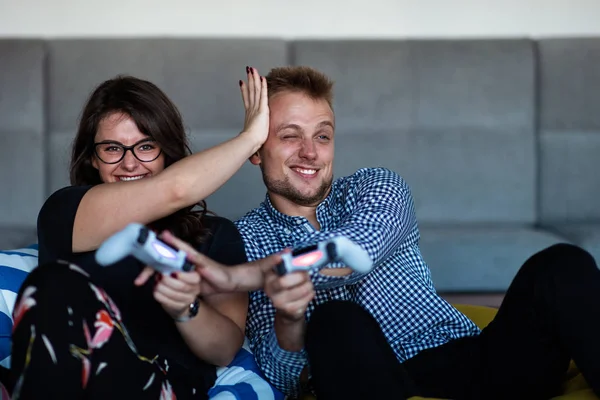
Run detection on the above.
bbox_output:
[155,274,162,281]
[170,272,178,279]
[239,80,243,86]
[246,66,250,73]
[260,76,264,82]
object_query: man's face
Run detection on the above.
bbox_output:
[250,91,335,208]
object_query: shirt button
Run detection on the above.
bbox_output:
[295,219,303,225]
[284,229,291,235]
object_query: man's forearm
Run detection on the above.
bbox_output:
[274,311,306,352]
[257,328,309,396]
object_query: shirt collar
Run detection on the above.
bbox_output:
[263,194,303,228]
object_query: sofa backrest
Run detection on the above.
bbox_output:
[1,37,600,232]
[0,40,46,230]
[538,38,600,224]
[293,39,537,225]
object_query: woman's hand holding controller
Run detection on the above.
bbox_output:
[138,230,283,295]
[153,270,202,320]
[130,239,202,319]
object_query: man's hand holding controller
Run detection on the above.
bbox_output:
[262,236,374,351]
[273,236,373,277]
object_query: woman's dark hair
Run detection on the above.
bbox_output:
[70,75,208,245]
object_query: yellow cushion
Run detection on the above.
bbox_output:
[299,304,597,400]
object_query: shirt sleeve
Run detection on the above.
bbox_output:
[240,235,308,397]
[299,167,419,289]
[37,185,92,266]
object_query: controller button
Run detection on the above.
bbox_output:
[275,262,287,276]
[137,227,149,244]
[182,261,194,272]
[326,242,337,260]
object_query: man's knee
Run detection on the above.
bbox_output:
[544,243,594,261]
[540,243,595,271]
[523,243,598,286]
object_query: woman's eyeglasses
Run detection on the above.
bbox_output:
[94,139,162,164]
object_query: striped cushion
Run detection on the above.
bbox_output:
[210,338,285,400]
[0,245,38,368]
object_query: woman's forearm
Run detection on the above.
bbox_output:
[73,131,262,252]
[175,299,245,366]
[165,131,263,209]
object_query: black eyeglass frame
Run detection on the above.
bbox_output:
[93,139,162,164]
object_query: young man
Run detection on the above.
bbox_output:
[183,66,600,400]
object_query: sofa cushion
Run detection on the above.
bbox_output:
[0,227,38,251]
[538,38,600,224]
[0,40,45,134]
[539,132,600,223]
[333,128,536,225]
[418,227,568,291]
[0,40,46,230]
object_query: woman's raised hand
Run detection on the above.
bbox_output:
[239,66,269,148]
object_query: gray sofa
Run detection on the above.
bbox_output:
[1,37,599,292]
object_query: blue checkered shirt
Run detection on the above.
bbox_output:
[234,167,480,396]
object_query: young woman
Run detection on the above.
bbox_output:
[10,67,272,399]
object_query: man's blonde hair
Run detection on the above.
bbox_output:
[265,66,334,108]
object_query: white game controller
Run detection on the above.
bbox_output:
[95,223,194,274]
[275,236,373,276]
